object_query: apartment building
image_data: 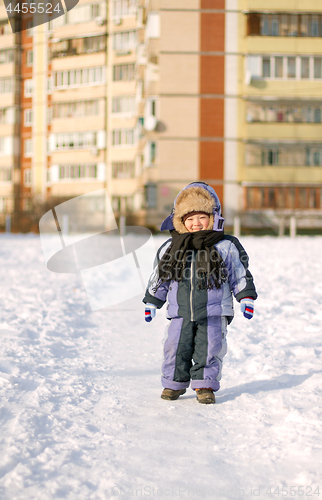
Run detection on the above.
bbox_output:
[0,1,109,231]
[141,0,322,230]
[107,0,145,223]
[0,7,20,227]
[242,1,322,229]
[140,0,234,227]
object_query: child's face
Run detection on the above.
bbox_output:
[184,214,210,232]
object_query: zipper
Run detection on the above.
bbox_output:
[190,253,194,321]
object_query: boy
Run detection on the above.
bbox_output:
[143,182,257,404]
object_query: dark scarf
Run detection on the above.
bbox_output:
[153,229,227,291]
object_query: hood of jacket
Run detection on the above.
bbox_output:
[160,182,224,234]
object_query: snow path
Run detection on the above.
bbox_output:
[0,234,321,500]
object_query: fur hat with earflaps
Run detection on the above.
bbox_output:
[173,186,215,234]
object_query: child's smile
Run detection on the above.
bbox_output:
[184,214,210,232]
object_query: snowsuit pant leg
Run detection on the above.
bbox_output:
[161,316,228,391]
[161,317,194,390]
[190,316,228,392]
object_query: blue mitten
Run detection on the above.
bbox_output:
[240,297,254,320]
[145,303,157,322]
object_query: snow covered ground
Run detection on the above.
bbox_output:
[0,233,321,500]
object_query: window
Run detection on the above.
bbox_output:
[0,78,16,94]
[275,57,283,78]
[52,36,106,58]
[58,164,97,180]
[151,100,156,116]
[0,168,12,182]
[313,150,320,166]
[26,20,34,37]
[47,107,52,123]
[145,183,157,209]
[314,58,322,79]
[262,58,271,77]
[113,0,137,18]
[113,64,135,81]
[281,15,289,36]
[248,13,322,38]
[112,129,135,146]
[0,108,14,124]
[301,15,309,36]
[268,188,276,207]
[24,169,32,185]
[53,67,105,89]
[262,149,279,166]
[311,15,320,36]
[287,57,296,78]
[306,148,322,166]
[146,12,160,39]
[66,3,104,24]
[0,49,14,64]
[299,188,307,208]
[112,161,135,178]
[271,15,279,36]
[54,132,98,150]
[0,137,5,154]
[308,188,318,208]
[113,30,137,51]
[26,50,33,66]
[301,57,310,78]
[24,109,33,126]
[250,55,322,81]
[0,20,13,36]
[24,79,34,97]
[24,139,33,157]
[260,14,269,35]
[49,15,66,30]
[247,143,322,167]
[150,142,156,163]
[314,108,321,123]
[290,15,298,36]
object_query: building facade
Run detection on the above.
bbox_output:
[141,0,322,230]
[0,0,322,232]
[0,6,20,227]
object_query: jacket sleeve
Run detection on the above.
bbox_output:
[223,235,257,302]
[142,238,172,309]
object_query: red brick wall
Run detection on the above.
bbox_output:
[199,3,225,210]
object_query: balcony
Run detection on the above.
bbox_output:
[51,36,107,59]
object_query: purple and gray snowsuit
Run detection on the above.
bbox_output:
[143,183,257,392]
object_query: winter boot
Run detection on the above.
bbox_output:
[161,388,186,401]
[196,388,215,404]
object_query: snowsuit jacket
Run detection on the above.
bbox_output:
[143,234,257,324]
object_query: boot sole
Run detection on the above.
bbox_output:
[161,389,186,401]
[197,398,215,404]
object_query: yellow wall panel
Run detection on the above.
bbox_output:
[159,97,199,138]
[161,0,200,9]
[160,54,199,94]
[160,11,200,52]
[244,166,322,183]
[159,140,199,181]
[246,123,322,141]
